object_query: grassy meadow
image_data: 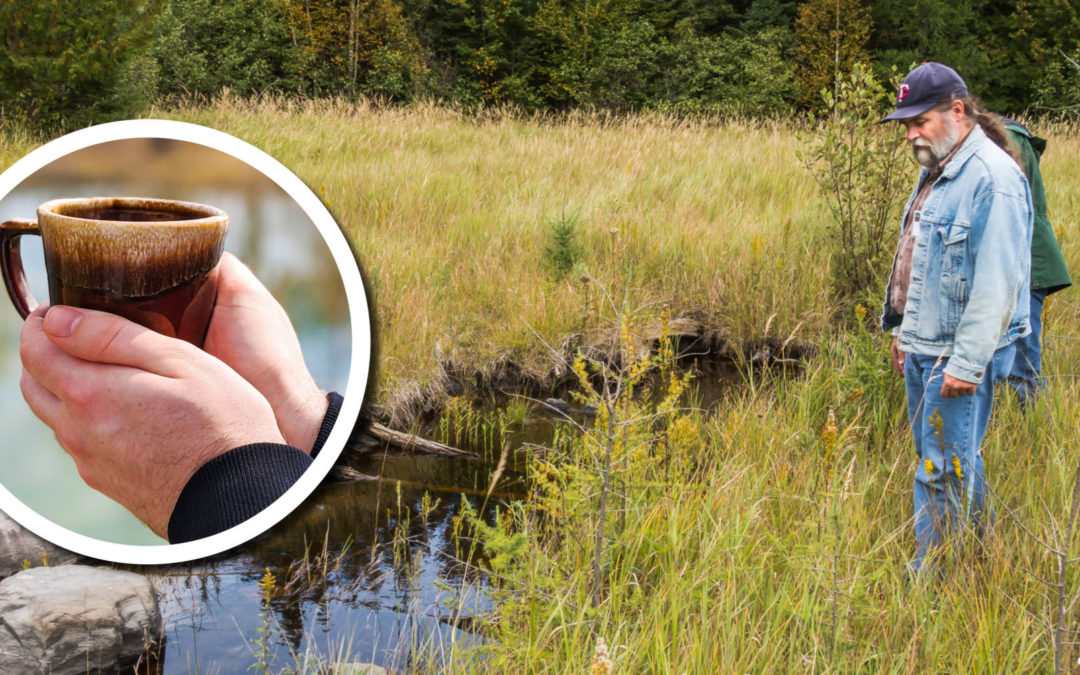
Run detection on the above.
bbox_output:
[2,103,1080,672]
[166,99,837,420]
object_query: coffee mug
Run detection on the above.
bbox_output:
[0,197,228,346]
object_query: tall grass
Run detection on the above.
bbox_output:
[455,308,1080,672]
[155,97,834,410]
[2,103,1079,671]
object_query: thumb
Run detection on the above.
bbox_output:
[217,252,275,305]
[42,305,194,376]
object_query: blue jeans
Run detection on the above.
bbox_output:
[1009,288,1048,407]
[904,344,1016,574]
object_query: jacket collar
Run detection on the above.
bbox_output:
[938,123,987,181]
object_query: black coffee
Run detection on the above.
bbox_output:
[62,206,207,222]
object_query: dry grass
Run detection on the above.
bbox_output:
[152,97,834,406]
[3,105,1080,671]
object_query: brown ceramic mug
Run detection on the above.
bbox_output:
[0,197,228,347]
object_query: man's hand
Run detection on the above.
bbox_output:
[203,253,329,452]
[941,373,978,398]
[20,304,286,538]
[891,337,906,376]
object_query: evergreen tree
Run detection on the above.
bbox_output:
[285,0,427,99]
[794,0,873,110]
[152,0,302,99]
[0,0,163,130]
[531,0,659,109]
[986,0,1080,112]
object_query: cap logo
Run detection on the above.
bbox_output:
[898,84,910,101]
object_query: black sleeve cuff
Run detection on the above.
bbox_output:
[167,392,344,544]
[167,443,313,544]
[311,391,344,458]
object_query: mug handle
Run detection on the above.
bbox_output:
[0,219,40,319]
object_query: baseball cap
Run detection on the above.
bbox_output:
[881,62,968,122]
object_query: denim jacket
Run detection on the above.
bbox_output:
[881,124,1033,384]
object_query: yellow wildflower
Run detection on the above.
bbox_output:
[928,408,944,434]
[952,453,963,479]
[257,567,277,605]
[819,409,838,449]
[855,304,867,321]
[928,408,946,453]
[924,459,934,475]
[572,355,589,387]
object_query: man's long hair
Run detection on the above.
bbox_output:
[934,97,1021,166]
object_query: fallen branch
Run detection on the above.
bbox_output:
[366,422,479,458]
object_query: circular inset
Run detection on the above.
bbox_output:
[0,120,369,564]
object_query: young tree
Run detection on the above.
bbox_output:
[801,64,908,301]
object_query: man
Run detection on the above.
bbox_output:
[880,62,1033,574]
[1000,118,1072,406]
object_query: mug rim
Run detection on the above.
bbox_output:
[38,196,227,227]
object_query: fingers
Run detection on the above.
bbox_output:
[890,338,905,376]
[21,306,181,412]
[19,368,61,429]
[939,383,975,398]
[20,308,93,399]
[40,305,195,377]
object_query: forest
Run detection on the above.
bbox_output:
[1,0,1078,131]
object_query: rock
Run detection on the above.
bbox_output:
[0,565,163,674]
[0,509,78,580]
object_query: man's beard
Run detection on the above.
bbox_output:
[912,116,960,167]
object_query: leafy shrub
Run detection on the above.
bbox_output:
[800,63,908,304]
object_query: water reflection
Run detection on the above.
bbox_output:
[0,139,351,544]
[154,451,499,673]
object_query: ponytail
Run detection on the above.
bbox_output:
[958,97,1022,167]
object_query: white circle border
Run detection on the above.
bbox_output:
[0,119,369,565]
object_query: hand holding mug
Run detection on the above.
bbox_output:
[204,253,328,451]
[19,304,286,538]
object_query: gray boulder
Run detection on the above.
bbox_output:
[0,509,78,579]
[0,565,163,674]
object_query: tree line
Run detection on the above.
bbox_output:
[1,0,1078,131]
